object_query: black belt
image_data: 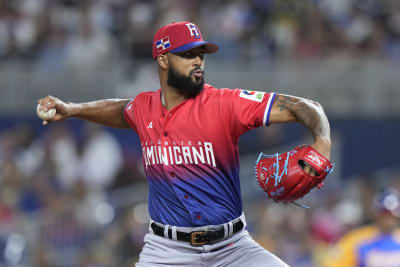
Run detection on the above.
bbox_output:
[151,219,244,246]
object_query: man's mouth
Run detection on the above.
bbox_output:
[192,70,204,78]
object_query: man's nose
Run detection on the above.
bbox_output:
[193,55,203,66]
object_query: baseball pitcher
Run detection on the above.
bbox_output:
[37,21,333,267]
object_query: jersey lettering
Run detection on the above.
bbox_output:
[204,142,216,166]
[168,147,174,165]
[146,146,155,165]
[182,146,193,164]
[143,141,216,168]
[161,147,169,165]
[193,146,205,165]
[173,146,183,165]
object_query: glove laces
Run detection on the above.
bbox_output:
[262,151,293,187]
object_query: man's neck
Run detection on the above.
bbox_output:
[161,86,187,110]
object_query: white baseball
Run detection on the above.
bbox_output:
[36,104,56,120]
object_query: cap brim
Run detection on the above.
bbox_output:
[170,41,218,54]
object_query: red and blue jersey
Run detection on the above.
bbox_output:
[124,84,276,227]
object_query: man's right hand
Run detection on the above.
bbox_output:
[37,95,74,125]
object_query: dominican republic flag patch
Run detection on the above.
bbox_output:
[239,90,265,102]
[156,37,171,52]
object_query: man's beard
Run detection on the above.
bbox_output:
[167,65,204,99]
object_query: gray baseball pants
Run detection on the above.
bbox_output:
[136,215,289,267]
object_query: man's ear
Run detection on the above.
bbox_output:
[157,54,168,69]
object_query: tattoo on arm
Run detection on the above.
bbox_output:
[275,94,330,140]
[275,95,309,117]
[275,95,299,112]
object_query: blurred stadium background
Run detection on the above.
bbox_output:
[0,0,399,266]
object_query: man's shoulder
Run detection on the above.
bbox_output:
[125,89,160,113]
[203,83,218,93]
[203,84,239,96]
[135,89,160,99]
[130,89,160,105]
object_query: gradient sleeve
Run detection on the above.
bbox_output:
[218,88,276,138]
[123,98,137,132]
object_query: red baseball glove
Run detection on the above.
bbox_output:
[255,145,334,205]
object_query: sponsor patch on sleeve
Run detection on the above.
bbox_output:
[239,90,265,102]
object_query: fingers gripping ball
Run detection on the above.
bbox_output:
[255,145,334,203]
[36,104,56,121]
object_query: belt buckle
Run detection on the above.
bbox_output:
[190,231,209,246]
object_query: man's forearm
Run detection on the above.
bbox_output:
[274,95,330,142]
[69,99,131,128]
[292,100,330,142]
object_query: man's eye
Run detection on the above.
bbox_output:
[177,51,203,58]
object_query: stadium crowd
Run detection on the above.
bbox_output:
[0,0,400,69]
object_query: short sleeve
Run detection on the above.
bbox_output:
[123,98,137,132]
[218,88,276,138]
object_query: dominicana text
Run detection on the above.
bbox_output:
[141,140,216,167]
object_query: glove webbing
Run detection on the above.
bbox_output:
[262,151,294,187]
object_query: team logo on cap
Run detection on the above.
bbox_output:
[155,37,171,52]
[186,23,201,39]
